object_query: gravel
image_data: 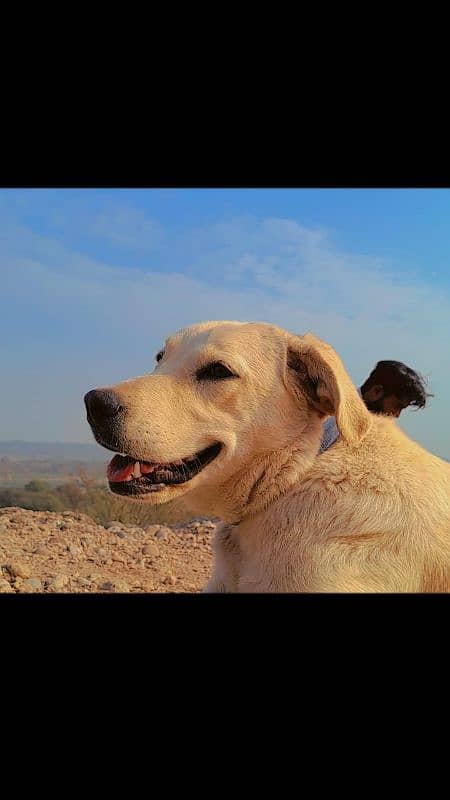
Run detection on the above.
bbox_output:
[0,506,217,593]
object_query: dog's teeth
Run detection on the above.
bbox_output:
[132,461,142,478]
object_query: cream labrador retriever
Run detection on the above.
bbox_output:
[84,321,450,592]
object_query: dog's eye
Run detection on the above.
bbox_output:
[196,362,236,381]
[155,350,164,363]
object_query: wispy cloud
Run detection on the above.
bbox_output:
[0,206,449,456]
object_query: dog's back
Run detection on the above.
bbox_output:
[265,416,450,592]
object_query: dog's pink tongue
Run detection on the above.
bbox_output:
[107,457,134,482]
[107,456,157,482]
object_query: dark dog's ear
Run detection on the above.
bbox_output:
[286,333,371,445]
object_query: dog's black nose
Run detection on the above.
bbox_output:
[84,389,123,424]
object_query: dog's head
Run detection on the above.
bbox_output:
[84,321,371,507]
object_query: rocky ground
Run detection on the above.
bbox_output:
[0,507,216,593]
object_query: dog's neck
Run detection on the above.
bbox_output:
[186,416,323,523]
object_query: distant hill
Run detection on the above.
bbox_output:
[0,441,107,462]
[0,440,448,464]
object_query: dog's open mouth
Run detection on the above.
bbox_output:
[106,442,222,495]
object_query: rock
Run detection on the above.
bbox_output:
[110,529,127,538]
[145,525,161,536]
[0,578,13,593]
[164,574,177,585]
[99,579,130,593]
[34,545,49,555]
[96,548,108,559]
[22,577,42,592]
[47,574,69,591]
[114,579,130,592]
[188,521,202,529]
[142,544,158,556]
[104,521,123,529]
[155,527,171,541]
[5,561,32,579]
[67,544,82,557]
[50,535,67,545]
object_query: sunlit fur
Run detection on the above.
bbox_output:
[99,320,450,593]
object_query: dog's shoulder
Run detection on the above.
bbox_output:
[264,420,450,545]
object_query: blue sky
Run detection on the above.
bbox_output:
[1,188,449,458]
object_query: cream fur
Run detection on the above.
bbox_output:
[103,320,450,593]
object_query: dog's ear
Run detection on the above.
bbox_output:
[286,333,371,445]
